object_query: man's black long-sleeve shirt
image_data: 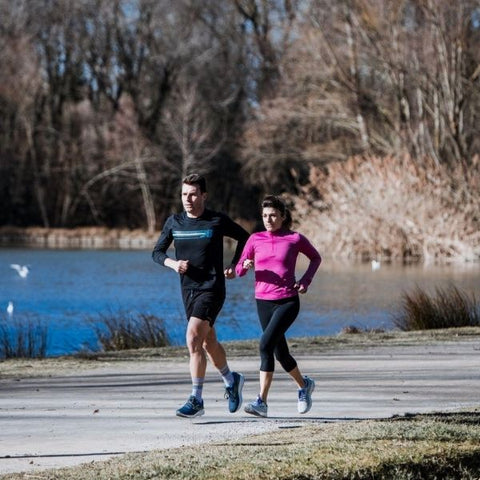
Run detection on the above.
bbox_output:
[152,209,249,293]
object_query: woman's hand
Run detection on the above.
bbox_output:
[294,282,308,294]
[243,259,254,270]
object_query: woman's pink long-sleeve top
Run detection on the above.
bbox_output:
[235,229,322,300]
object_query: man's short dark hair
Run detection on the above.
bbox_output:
[183,173,207,193]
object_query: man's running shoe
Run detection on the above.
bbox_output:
[244,395,268,417]
[176,395,205,418]
[224,371,244,413]
[298,376,315,414]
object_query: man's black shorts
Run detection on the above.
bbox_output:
[182,289,225,326]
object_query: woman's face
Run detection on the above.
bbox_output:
[262,207,284,232]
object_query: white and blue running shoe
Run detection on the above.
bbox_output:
[298,376,315,414]
[244,395,268,417]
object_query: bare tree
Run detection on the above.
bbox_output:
[3,0,477,234]
[164,82,231,179]
[239,0,480,196]
[1,0,252,227]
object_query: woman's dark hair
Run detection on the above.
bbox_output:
[183,173,207,193]
[261,195,292,229]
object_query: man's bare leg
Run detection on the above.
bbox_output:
[203,322,244,413]
[186,316,210,379]
[175,316,210,418]
[203,324,227,370]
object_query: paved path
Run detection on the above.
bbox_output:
[0,340,479,476]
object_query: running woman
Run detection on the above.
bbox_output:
[236,195,322,417]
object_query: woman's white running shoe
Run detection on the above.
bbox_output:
[298,376,315,414]
[244,395,268,417]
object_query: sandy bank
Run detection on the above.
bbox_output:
[0,226,159,249]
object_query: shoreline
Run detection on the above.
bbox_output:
[1,226,479,264]
[0,226,159,250]
[0,226,245,251]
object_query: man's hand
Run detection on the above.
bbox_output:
[174,259,189,274]
[224,265,236,279]
[164,257,189,274]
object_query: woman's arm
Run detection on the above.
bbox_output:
[235,235,255,277]
[297,234,322,291]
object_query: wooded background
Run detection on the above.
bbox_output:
[1,1,479,260]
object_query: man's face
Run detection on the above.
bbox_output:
[182,183,206,218]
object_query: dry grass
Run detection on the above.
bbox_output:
[394,285,480,331]
[0,315,48,359]
[88,311,170,351]
[3,410,480,480]
[294,155,480,263]
[1,327,479,378]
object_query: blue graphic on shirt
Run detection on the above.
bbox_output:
[173,229,213,240]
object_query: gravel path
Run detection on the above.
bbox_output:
[1,339,479,475]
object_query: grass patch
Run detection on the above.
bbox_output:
[0,314,48,359]
[2,327,480,378]
[88,311,170,351]
[394,285,480,331]
[3,410,480,480]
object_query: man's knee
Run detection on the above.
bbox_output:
[203,336,220,354]
[187,330,206,352]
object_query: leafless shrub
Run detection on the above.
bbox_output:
[394,285,480,331]
[0,315,48,359]
[90,311,170,351]
[294,155,480,262]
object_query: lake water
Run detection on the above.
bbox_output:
[1,248,479,357]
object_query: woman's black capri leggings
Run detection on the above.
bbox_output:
[256,296,300,372]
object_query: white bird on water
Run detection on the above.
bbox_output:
[10,264,29,278]
[371,260,381,271]
[7,301,14,316]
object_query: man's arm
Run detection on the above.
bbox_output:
[222,214,250,278]
[152,216,174,266]
[152,216,190,274]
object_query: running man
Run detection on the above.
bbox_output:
[152,173,249,418]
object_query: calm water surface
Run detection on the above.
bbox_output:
[1,248,479,356]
